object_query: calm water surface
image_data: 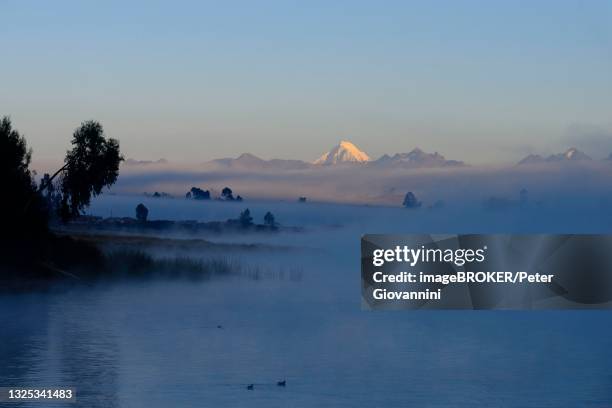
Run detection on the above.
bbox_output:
[2,198,612,407]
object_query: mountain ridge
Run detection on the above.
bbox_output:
[518,148,592,165]
[203,140,467,170]
[202,141,610,170]
[124,158,168,166]
[371,148,465,168]
[205,153,311,170]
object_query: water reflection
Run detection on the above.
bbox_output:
[0,295,50,387]
[56,294,120,408]
[2,279,612,407]
[0,292,121,408]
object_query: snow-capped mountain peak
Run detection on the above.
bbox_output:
[314,140,370,165]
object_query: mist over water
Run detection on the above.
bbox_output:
[3,195,612,407]
[113,160,612,206]
[88,192,612,234]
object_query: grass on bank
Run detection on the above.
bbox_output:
[104,250,237,281]
[0,234,239,291]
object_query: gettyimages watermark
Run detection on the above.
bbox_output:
[362,234,612,310]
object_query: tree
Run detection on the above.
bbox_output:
[1,116,48,236]
[221,187,234,201]
[239,208,253,227]
[53,121,123,221]
[189,187,210,200]
[263,211,275,227]
[135,203,148,222]
[403,192,421,209]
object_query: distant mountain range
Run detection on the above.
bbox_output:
[131,142,612,171]
[373,148,464,168]
[204,140,465,170]
[124,158,168,166]
[517,148,593,165]
[207,153,312,170]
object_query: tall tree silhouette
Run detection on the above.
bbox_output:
[41,121,123,221]
[1,117,47,236]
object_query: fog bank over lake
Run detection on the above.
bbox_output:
[111,161,612,206]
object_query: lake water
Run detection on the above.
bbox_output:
[2,196,612,407]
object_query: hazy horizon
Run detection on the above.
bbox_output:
[2,0,612,169]
[28,139,612,175]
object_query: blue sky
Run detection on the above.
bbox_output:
[1,0,611,166]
